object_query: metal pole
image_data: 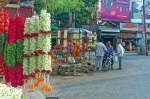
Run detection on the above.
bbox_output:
[143,0,148,56]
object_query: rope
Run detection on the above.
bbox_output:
[14,1,20,17]
[44,0,47,10]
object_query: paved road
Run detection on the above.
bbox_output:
[46,53,150,99]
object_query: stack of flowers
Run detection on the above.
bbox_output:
[0,10,9,75]
[4,16,25,87]
[0,83,22,99]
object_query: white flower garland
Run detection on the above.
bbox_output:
[23,38,29,54]
[0,83,22,99]
[23,16,39,77]
[28,56,36,74]
[38,10,52,73]
[23,58,28,75]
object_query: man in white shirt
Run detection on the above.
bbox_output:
[93,39,107,71]
[116,41,125,70]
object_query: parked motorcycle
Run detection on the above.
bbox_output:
[102,55,112,71]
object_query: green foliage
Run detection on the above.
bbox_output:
[34,0,99,27]
[75,0,99,27]
[34,0,84,16]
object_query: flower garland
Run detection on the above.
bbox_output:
[0,83,22,99]
[22,10,52,91]
[4,16,25,87]
[84,31,88,43]
[0,10,9,76]
[38,10,52,92]
[38,10,52,75]
[23,16,39,80]
[16,17,25,86]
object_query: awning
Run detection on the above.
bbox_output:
[101,33,118,36]
[99,26,120,32]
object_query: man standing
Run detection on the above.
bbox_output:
[106,41,114,69]
[116,41,125,70]
[93,39,107,71]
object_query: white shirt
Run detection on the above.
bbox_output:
[95,42,107,56]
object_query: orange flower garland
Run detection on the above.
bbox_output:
[41,83,52,92]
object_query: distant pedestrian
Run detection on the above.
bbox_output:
[122,41,125,48]
[116,41,125,70]
[93,39,107,71]
[105,41,114,69]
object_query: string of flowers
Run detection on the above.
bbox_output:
[84,31,88,43]
[23,16,40,88]
[16,16,25,86]
[38,10,52,92]
[0,10,9,76]
[5,18,17,87]
[4,16,25,87]
[23,18,31,81]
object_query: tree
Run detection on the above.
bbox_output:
[34,0,84,16]
[75,0,99,27]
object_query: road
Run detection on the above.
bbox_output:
[47,53,150,99]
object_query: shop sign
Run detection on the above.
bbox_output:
[101,0,130,22]
[119,33,136,38]
[120,23,138,31]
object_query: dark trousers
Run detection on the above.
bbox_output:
[111,58,114,67]
[118,57,122,69]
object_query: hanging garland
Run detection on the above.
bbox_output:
[23,16,39,80]
[4,16,25,87]
[84,31,88,43]
[38,10,52,74]
[0,10,9,76]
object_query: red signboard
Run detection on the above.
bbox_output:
[4,6,34,19]
[119,33,136,38]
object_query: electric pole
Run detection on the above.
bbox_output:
[143,0,148,56]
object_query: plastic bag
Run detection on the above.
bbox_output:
[113,56,118,63]
[68,57,75,63]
